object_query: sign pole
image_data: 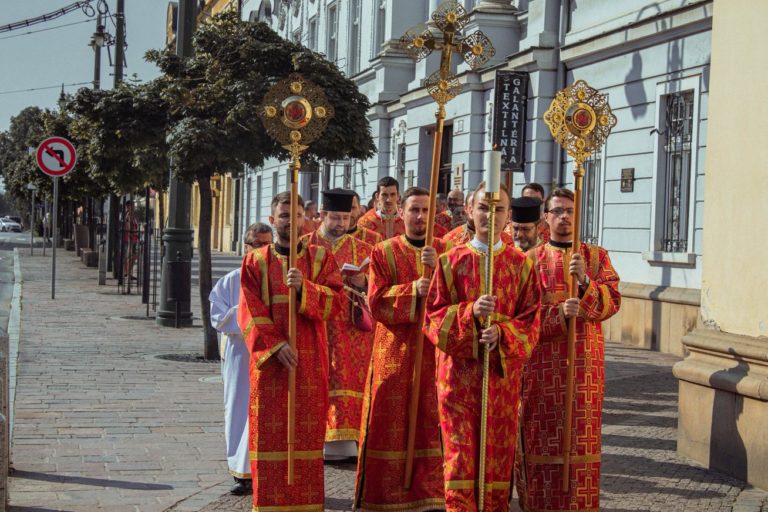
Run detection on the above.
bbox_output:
[43,201,47,257]
[52,177,59,300]
[30,188,35,256]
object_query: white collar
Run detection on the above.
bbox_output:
[469,238,503,253]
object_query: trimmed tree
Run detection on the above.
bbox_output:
[145,11,375,358]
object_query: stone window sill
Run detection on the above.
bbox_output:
[642,251,697,267]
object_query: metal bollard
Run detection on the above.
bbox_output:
[98,238,107,285]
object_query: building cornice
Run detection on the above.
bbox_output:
[560,1,713,68]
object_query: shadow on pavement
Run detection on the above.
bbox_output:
[11,470,174,491]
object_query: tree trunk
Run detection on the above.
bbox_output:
[197,177,219,360]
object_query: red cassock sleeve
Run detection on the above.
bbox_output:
[367,243,420,325]
[424,252,480,359]
[496,255,541,362]
[578,247,621,322]
[238,249,288,368]
[298,246,343,321]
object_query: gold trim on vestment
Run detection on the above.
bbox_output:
[249,449,322,461]
[527,453,601,465]
[271,294,289,304]
[409,281,418,323]
[255,341,287,369]
[382,239,397,282]
[325,428,360,441]
[437,305,458,353]
[329,389,365,399]
[365,448,442,460]
[445,479,510,491]
[229,469,252,478]
[440,254,457,304]
[359,497,446,512]
[253,505,323,512]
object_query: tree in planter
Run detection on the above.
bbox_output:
[145,11,375,359]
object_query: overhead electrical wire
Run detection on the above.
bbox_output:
[0,82,92,96]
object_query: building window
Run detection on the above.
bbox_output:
[396,143,407,185]
[658,90,694,253]
[322,162,332,192]
[308,16,318,49]
[343,163,352,189]
[580,149,602,246]
[372,0,386,58]
[327,4,338,63]
[348,0,361,75]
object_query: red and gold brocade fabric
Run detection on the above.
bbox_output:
[517,242,620,512]
[444,223,514,247]
[425,243,541,511]
[435,211,453,233]
[355,235,449,512]
[302,231,374,442]
[538,221,550,244]
[358,209,406,240]
[238,244,342,511]
[349,225,384,247]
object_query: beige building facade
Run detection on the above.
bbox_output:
[673,0,768,490]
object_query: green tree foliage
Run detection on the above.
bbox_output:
[144,11,375,358]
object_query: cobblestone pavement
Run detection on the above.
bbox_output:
[200,345,768,512]
[7,251,768,511]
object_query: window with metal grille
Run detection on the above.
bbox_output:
[343,163,352,189]
[323,162,332,192]
[580,149,602,246]
[397,143,407,185]
[348,0,361,75]
[659,90,694,252]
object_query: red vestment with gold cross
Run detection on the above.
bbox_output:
[358,209,406,240]
[425,243,541,511]
[355,235,449,512]
[349,224,383,247]
[301,230,375,443]
[238,243,342,511]
[516,242,620,512]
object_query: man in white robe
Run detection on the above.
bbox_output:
[209,222,273,495]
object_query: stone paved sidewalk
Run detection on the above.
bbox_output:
[9,251,228,511]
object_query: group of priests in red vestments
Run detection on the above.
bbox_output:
[233,174,620,512]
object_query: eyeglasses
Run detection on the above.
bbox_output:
[548,207,575,217]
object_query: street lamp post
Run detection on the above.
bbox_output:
[26,183,37,256]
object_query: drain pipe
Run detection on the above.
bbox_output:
[553,0,570,188]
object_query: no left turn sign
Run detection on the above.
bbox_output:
[36,137,77,177]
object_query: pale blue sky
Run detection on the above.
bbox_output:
[0,1,169,132]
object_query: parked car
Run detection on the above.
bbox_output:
[0,218,22,232]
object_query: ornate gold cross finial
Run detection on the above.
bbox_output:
[400,0,495,107]
[544,79,617,163]
[259,73,334,163]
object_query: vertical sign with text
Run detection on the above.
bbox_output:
[492,70,529,172]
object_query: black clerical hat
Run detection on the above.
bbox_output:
[321,188,355,212]
[511,196,542,223]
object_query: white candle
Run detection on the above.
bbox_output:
[485,150,501,194]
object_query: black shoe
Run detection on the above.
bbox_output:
[230,477,251,496]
